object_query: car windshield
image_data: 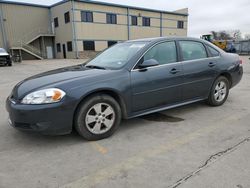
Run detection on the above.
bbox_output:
[0,48,7,53]
[86,42,148,69]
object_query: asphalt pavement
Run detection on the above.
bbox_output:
[0,57,249,188]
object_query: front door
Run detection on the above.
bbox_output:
[46,46,53,59]
[178,40,217,100]
[62,44,66,59]
[130,41,183,112]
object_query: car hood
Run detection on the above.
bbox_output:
[0,52,9,56]
[12,64,114,100]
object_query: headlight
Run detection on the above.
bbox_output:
[21,88,66,104]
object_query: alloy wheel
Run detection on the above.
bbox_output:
[214,81,227,102]
[85,103,115,134]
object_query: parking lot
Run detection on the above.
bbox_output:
[0,56,250,188]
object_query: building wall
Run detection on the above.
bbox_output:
[0,3,50,48]
[51,1,75,59]
[129,9,161,40]
[0,40,3,49]
[73,1,188,57]
[0,33,3,48]
[74,1,129,56]
[162,13,188,36]
[1,1,188,59]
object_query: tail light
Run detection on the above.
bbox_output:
[239,59,243,66]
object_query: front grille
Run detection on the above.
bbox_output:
[0,57,7,60]
[14,122,32,129]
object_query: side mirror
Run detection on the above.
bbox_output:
[139,59,159,69]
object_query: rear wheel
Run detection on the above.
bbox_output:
[75,94,121,140]
[207,76,229,106]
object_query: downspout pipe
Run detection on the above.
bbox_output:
[48,7,56,58]
[160,12,163,37]
[71,0,79,58]
[0,4,8,50]
[127,7,130,40]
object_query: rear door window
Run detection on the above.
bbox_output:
[179,41,207,61]
[207,45,220,57]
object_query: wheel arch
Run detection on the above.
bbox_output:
[207,72,232,99]
[219,72,232,88]
[73,89,128,127]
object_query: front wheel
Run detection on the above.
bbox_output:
[75,94,121,140]
[207,76,229,106]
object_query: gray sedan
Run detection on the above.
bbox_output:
[6,37,243,140]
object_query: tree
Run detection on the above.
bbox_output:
[220,31,232,40]
[244,34,250,40]
[228,30,242,40]
[211,31,219,40]
[211,30,232,40]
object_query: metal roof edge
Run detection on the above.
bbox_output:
[0,0,49,8]
[50,0,69,8]
[75,0,188,16]
[1,0,188,16]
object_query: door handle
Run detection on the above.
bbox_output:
[208,62,216,67]
[170,68,180,74]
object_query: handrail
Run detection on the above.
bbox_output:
[13,27,54,46]
[18,41,47,58]
[10,26,56,59]
[11,27,54,59]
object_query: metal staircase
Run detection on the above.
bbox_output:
[11,44,46,60]
[11,28,55,60]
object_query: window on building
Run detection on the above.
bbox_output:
[56,43,61,52]
[179,41,207,61]
[83,41,95,51]
[67,41,72,52]
[54,17,59,27]
[64,11,70,23]
[108,41,117,47]
[106,13,117,24]
[143,42,177,65]
[131,16,138,26]
[177,21,184,29]
[142,17,150,26]
[81,11,93,22]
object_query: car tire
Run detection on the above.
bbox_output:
[207,76,229,106]
[74,94,121,141]
[7,62,12,66]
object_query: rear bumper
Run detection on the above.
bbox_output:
[5,97,75,135]
[231,65,243,88]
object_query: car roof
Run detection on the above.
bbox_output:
[127,36,205,43]
[126,37,225,52]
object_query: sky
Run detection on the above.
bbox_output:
[5,0,250,38]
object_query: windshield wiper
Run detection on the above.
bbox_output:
[85,65,106,70]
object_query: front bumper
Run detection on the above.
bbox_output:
[0,55,11,65]
[5,97,75,135]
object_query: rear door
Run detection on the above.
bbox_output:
[178,40,217,101]
[130,41,183,112]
